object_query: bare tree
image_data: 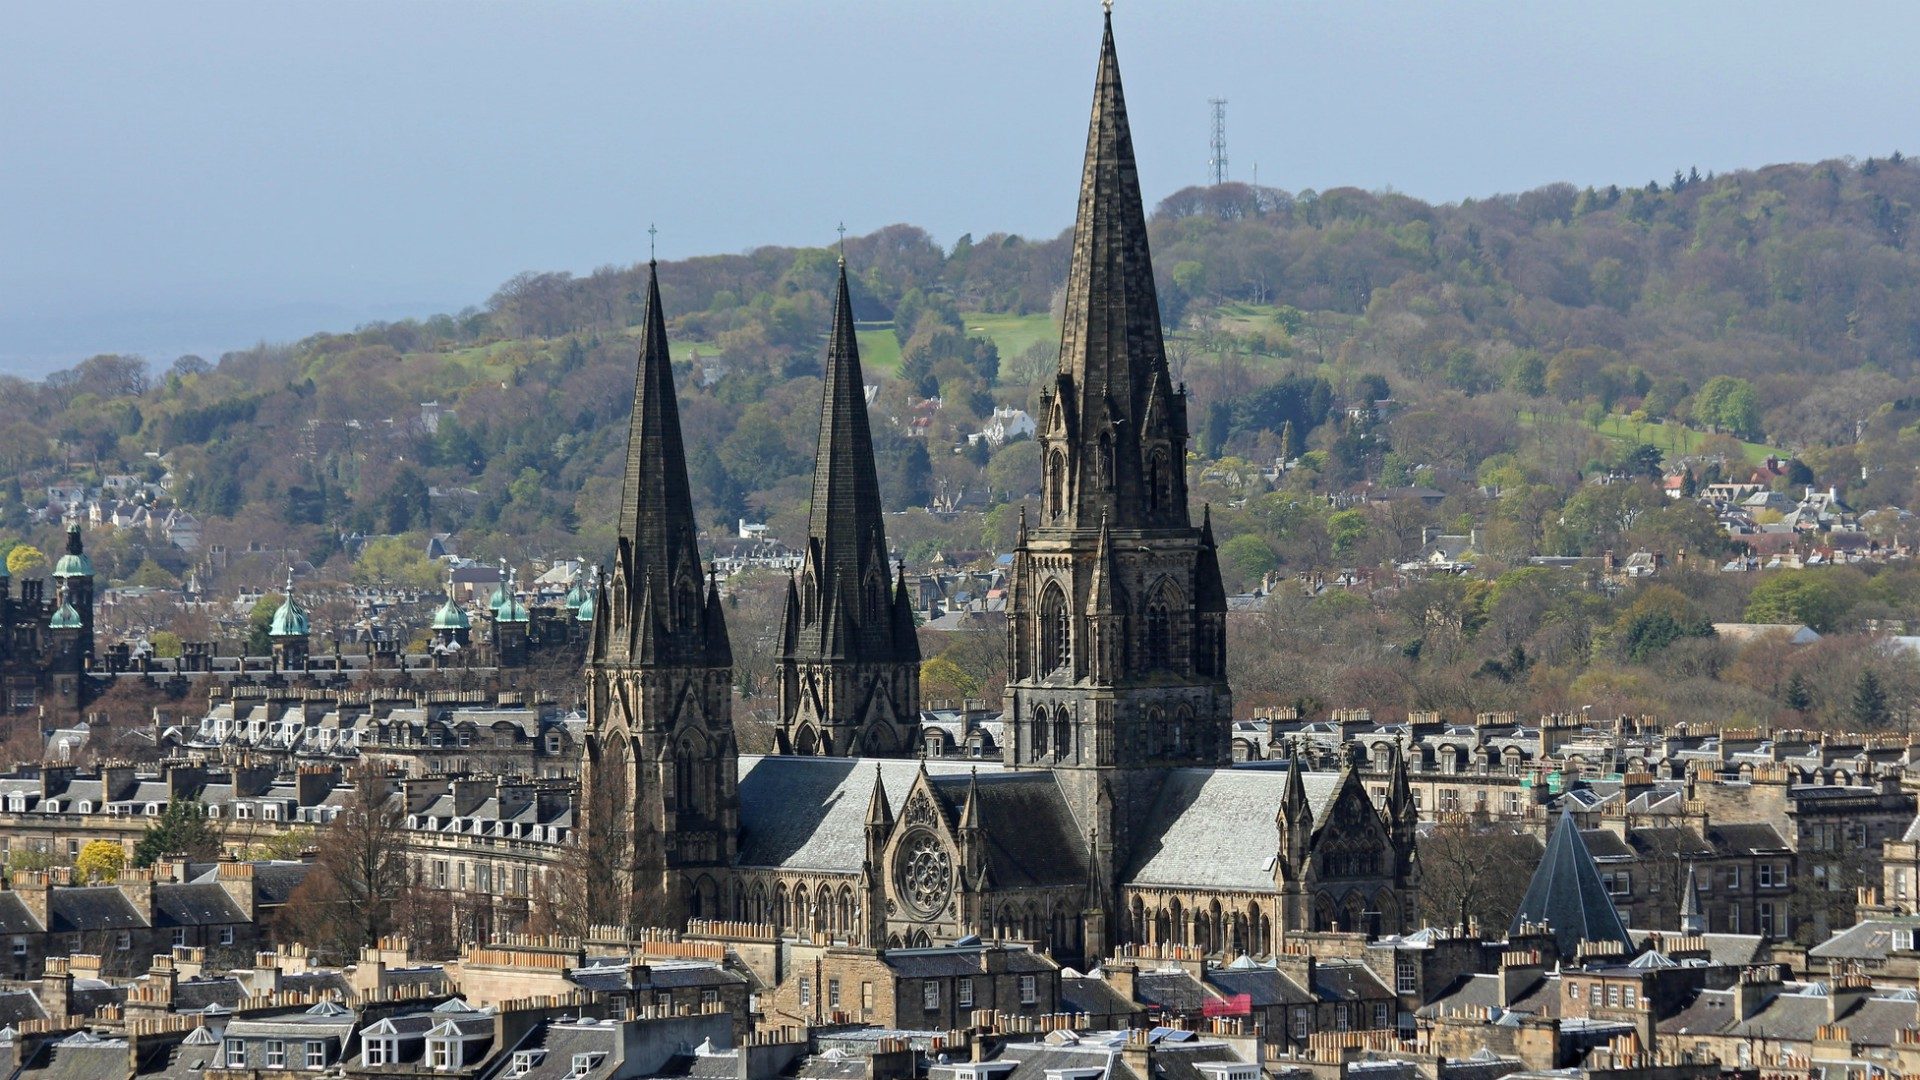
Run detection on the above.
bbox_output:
[278,766,410,963]
[1417,815,1541,932]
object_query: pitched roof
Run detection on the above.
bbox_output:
[735,756,979,872]
[1126,766,1340,890]
[1508,809,1633,956]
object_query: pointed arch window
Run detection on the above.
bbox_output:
[1039,585,1071,674]
[1146,449,1167,514]
[1052,708,1071,758]
[1097,433,1114,490]
[1144,591,1173,673]
[1047,451,1067,521]
[1031,705,1049,755]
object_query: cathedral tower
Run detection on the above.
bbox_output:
[1004,10,1233,880]
[583,260,738,930]
[775,260,922,757]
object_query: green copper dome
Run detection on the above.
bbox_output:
[431,597,470,630]
[487,583,506,612]
[575,589,595,622]
[564,581,586,609]
[496,595,529,623]
[52,551,92,578]
[48,602,81,630]
[269,596,309,638]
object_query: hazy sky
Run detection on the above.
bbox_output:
[6,1,1920,376]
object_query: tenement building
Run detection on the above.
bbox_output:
[578,11,1419,963]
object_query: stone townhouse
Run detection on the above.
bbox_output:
[766,939,1060,1030]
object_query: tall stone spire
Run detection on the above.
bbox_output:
[598,260,726,667]
[1042,7,1189,530]
[1006,8,1232,875]
[582,258,737,933]
[776,259,921,757]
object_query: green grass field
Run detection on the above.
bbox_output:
[1520,410,1784,467]
[855,328,902,376]
[964,312,1057,366]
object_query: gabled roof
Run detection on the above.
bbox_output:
[1508,810,1632,956]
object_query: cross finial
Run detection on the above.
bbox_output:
[836,222,847,264]
[647,223,658,264]
[1102,0,1113,14]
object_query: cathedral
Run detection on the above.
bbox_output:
[581,11,1418,961]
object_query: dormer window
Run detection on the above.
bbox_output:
[364,1037,396,1066]
[505,1051,546,1078]
[568,1053,605,1078]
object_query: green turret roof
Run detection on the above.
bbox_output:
[48,602,81,630]
[496,595,529,623]
[575,588,595,622]
[269,569,309,638]
[564,581,586,609]
[432,597,470,630]
[53,524,92,578]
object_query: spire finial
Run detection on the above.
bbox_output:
[648,223,658,264]
[836,222,847,265]
[1102,0,1113,15]
[284,566,295,601]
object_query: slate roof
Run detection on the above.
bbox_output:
[1508,810,1632,957]
[1205,965,1312,1007]
[1133,971,1209,1013]
[882,945,1054,979]
[15,1031,130,1080]
[0,989,48,1025]
[1125,766,1340,890]
[152,883,247,927]
[47,887,146,933]
[927,772,1087,888]
[0,893,43,934]
[1809,917,1920,961]
[1312,960,1392,1001]
[735,756,982,871]
[1061,976,1143,1018]
[1706,823,1791,855]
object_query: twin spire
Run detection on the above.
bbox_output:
[783,260,919,665]
[599,241,915,676]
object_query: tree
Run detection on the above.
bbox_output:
[1692,375,1761,438]
[354,535,441,589]
[1851,669,1891,728]
[1218,533,1278,591]
[1417,817,1541,931]
[1744,571,1855,633]
[278,767,410,963]
[133,802,222,866]
[6,544,45,578]
[74,839,125,883]
[1784,671,1813,714]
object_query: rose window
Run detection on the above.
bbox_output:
[895,832,952,918]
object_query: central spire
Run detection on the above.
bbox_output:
[1042,9,1188,530]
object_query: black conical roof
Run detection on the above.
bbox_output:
[1509,809,1633,956]
[598,262,726,667]
[786,262,911,663]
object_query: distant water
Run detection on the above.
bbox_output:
[0,298,467,379]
